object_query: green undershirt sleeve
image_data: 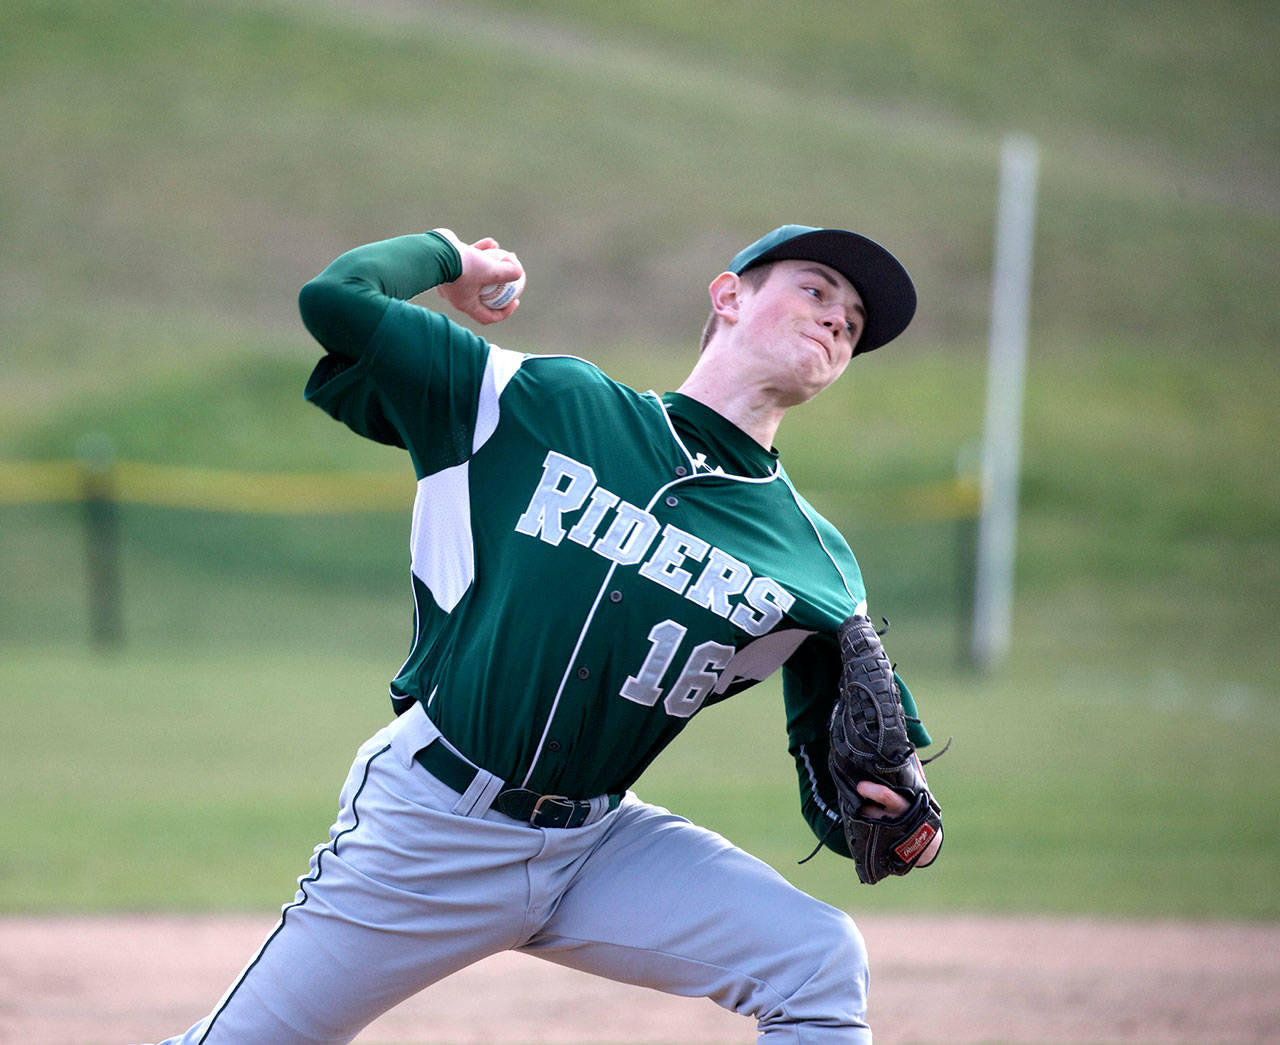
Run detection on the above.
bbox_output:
[785,639,934,858]
[298,231,462,360]
[896,671,933,748]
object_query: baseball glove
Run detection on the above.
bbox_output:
[827,614,944,885]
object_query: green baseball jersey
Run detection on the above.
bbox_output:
[300,232,931,855]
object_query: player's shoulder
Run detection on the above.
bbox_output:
[510,351,615,381]
[502,351,650,405]
[778,471,857,552]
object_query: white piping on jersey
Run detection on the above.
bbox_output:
[521,468,703,787]
[797,742,841,823]
[389,569,424,704]
[778,474,864,612]
[522,555,627,788]
[646,391,783,484]
[648,390,698,473]
[655,388,864,613]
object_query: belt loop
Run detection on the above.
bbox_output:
[586,794,611,823]
[453,768,505,818]
[395,703,504,818]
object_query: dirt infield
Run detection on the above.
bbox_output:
[2,913,1277,1044]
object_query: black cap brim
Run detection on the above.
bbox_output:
[734,228,916,355]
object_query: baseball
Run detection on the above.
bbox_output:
[479,248,525,309]
[479,274,524,309]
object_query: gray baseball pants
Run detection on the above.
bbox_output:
[157,703,872,1043]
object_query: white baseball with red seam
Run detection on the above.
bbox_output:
[478,248,525,309]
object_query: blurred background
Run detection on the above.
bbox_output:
[1,0,1276,920]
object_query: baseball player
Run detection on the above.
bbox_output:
[156,223,941,1044]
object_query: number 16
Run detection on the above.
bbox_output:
[620,619,735,718]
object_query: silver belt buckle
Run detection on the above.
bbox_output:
[530,793,576,825]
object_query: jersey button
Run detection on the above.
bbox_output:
[665,495,679,507]
[674,466,688,477]
[577,666,590,680]
[548,740,562,752]
[609,590,623,603]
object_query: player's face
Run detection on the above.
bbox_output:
[734,260,865,405]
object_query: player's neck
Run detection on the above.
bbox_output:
[674,369,786,450]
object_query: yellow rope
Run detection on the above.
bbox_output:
[0,460,412,514]
[0,460,979,519]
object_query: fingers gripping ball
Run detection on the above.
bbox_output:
[828,614,944,884]
[478,249,526,309]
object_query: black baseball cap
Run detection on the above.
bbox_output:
[729,224,917,355]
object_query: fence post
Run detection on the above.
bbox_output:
[972,134,1039,671]
[77,434,123,650]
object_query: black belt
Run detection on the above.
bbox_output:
[413,739,620,829]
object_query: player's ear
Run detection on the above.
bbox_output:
[708,271,743,325]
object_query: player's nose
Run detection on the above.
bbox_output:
[818,301,845,329]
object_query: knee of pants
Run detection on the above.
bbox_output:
[830,908,867,963]
[775,906,870,1021]
[742,905,872,1042]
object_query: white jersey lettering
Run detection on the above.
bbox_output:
[637,524,709,595]
[686,547,752,619]
[594,501,662,566]
[567,486,620,547]
[730,575,796,637]
[515,451,797,633]
[514,452,597,546]
[620,618,687,707]
[664,639,736,718]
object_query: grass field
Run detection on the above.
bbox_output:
[3,639,1278,919]
[3,343,1276,919]
[2,0,1277,923]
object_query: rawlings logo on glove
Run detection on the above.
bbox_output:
[827,614,945,885]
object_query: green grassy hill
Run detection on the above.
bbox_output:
[2,0,1275,421]
[1,0,1276,917]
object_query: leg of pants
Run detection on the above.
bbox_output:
[521,798,872,1043]
[158,722,869,1044]
[157,726,562,1045]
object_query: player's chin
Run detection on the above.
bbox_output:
[767,351,845,407]
[793,367,846,404]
